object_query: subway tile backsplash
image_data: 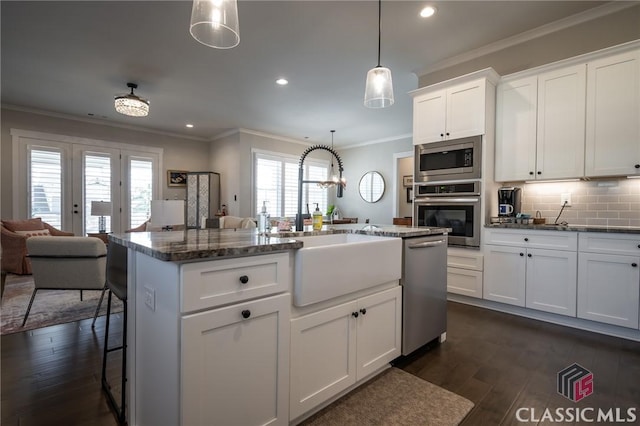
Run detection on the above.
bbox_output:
[514,178,640,227]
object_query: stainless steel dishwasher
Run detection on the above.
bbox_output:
[402,233,448,355]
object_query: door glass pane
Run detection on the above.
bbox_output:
[30,149,62,228]
[84,154,112,233]
[130,158,153,228]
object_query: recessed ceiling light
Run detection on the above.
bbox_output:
[420,6,436,18]
[186,124,194,128]
[276,78,288,86]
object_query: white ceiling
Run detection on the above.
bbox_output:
[0,1,620,146]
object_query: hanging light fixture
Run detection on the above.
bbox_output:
[317,130,347,189]
[114,83,149,117]
[364,0,394,108]
[190,0,240,49]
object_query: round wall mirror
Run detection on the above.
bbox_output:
[358,171,385,203]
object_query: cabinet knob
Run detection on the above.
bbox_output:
[529,171,534,175]
[527,253,532,258]
[360,308,367,315]
[524,238,529,242]
[537,171,542,175]
[239,275,249,284]
[637,244,640,249]
[446,132,450,136]
[440,133,444,137]
[241,310,251,319]
[635,164,640,169]
[632,263,638,268]
[352,311,359,318]
[520,253,524,256]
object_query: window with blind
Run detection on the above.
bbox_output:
[84,153,112,233]
[130,159,153,228]
[30,148,63,229]
[254,151,329,218]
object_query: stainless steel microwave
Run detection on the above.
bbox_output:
[414,136,482,183]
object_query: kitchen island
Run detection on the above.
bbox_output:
[109,224,448,426]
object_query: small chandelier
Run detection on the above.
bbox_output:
[190,0,240,49]
[364,0,394,108]
[114,83,149,117]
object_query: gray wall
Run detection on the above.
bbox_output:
[1,108,211,219]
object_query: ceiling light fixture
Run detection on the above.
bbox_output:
[189,0,240,49]
[114,83,149,117]
[420,6,437,18]
[364,0,394,108]
[186,124,194,128]
[276,78,288,86]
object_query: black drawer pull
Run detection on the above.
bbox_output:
[241,310,251,319]
[524,238,529,242]
[239,275,249,284]
[352,311,359,318]
[520,253,524,256]
[360,308,367,315]
[632,263,638,268]
[635,164,640,169]
[527,253,532,257]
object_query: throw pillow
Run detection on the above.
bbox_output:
[2,217,45,232]
[14,229,51,238]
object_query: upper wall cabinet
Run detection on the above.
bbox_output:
[411,69,499,145]
[585,50,640,178]
[495,64,586,182]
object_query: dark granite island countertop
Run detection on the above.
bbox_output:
[108,228,302,262]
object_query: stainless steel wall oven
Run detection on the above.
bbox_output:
[414,181,481,248]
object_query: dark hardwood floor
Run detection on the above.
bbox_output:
[2,302,639,425]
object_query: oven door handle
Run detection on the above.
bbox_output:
[408,239,447,249]
[415,197,480,203]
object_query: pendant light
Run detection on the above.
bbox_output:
[114,83,149,117]
[364,0,394,108]
[190,0,240,49]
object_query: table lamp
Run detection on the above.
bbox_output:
[91,201,112,233]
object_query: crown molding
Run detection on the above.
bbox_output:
[415,2,637,77]
[339,132,413,150]
[1,103,209,142]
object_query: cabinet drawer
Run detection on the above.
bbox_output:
[181,253,290,313]
[447,267,483,298]
[485,228,577,250]
[448,247,483,271]
[579,232,640,256]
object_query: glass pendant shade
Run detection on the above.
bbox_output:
[190,0,240,49]
[364,66,394,108]
[114,83,149,117]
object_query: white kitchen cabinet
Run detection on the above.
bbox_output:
[585,49,640,178]
[447,247,484,298]
[412,71,499,145]
[495,76,538,182]
[577,233,640,329]
[289,286,401,421]
[484,229,578,315]
[495,64,586,181]
[182,293,290,426]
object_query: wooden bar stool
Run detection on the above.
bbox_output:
[101,243,128,424]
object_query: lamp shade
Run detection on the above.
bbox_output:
[151,200,185,228]
[364,66,394,108]
[91,201,112,216]
[190,0,240,49]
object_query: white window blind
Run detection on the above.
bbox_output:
[30,148,62,229]
[130,159,153,227]
[254,151,329,218]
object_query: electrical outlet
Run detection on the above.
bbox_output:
[561,193,572,206]
[144,286,155,311]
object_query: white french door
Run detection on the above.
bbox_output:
[12,130,162,234]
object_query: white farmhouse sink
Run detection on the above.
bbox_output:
[293,233,402,306]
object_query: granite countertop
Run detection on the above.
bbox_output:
[109,224,450,262]
[486,223,640,234]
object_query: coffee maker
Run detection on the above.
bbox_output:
[498,187,522,217]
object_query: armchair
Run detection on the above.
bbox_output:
[1,218,73,275]
[24,236,107,327]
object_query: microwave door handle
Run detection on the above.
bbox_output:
[418,197,480,203]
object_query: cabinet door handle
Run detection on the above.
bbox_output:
[352,311,359,318]
[529,171,534,175]
[520,252,524,256]
[241,310,251,319]
[635,164,640,169]
[632,263,638,268]
[360,308,367,315]
[637,244,640,249]
[537,171,542,175]
[445,132,450,136]
[527,253,532,258]
[524,238,529,242]
[440,133,444,137]
[239,275,249,284]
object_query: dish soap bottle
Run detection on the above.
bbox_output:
[312,203,323,230]
[258,201,270,234]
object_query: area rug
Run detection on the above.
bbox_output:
[1,274,122,335]
[300,367,474,426]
